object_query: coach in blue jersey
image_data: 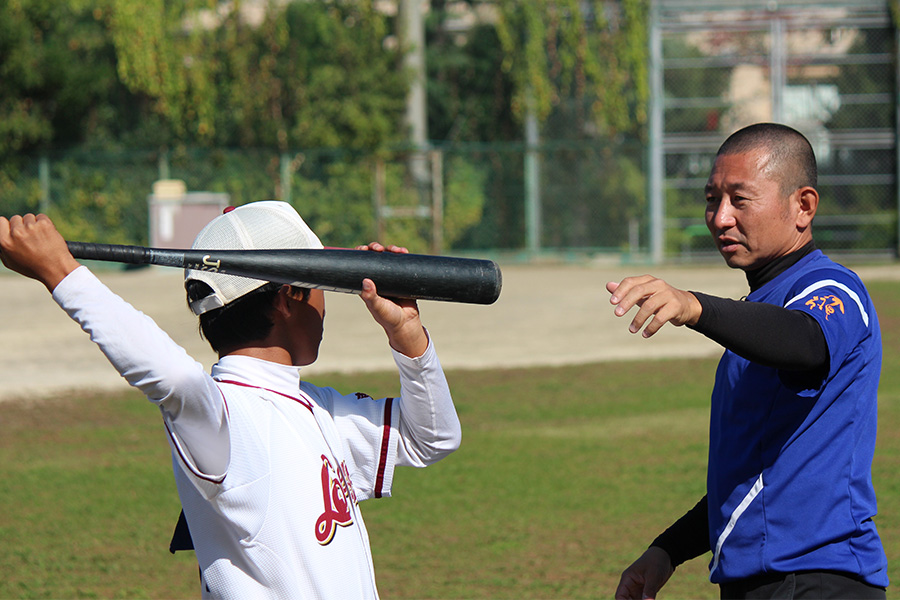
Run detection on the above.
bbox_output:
[610,123,887,599]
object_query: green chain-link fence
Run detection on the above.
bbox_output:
[1,139,647,258]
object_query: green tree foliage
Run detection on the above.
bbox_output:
[2,1,417,246]
[421,5,516,250]
[107,0,408,150]
[1,0,653,254]
[294,155,384,248]
[495,0,649,138]
[0,0,126,156]
[276,1,408,150]
[442,154,489,247]
[425,1,651,252]
[287,151,488,252]
[108,0,217,144]
[425,8,518,142]
[0,0,145,224]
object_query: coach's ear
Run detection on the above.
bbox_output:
[795,186,818,230]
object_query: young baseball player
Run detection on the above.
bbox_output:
[0,201,462,599]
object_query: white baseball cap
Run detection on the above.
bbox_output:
[185,201,323,315]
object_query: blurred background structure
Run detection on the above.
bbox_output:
[651,0,897,263]
[0,0,897,263]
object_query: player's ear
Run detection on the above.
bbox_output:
[795,186,818,229]
[272,285,294,318]
[283,286,309,303]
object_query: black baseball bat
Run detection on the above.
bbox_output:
[65,242,502,305]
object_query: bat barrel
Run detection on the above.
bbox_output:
[66,243,502,305]
[188,249,502,305]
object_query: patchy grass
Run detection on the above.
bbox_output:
[1,282,899,599]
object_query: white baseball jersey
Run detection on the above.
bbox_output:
[52,266,461,599]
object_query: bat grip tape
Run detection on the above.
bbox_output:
[67,242,151,265]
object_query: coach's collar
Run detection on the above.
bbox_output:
[745,241,817,292]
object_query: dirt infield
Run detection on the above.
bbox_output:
[2,260,899,402]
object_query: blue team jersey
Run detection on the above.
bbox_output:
[707,250,887,586]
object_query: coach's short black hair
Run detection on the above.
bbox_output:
[186,280,308,354]
[717,122,818,196]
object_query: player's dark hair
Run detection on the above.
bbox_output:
[185,281,308,354]
[717,122,818,195]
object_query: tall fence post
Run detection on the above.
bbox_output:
[525,100,541,255]
[648,0,664,264]
[280,153,292,204]
[896,23,900,258]
[770,16,786,122]
[430,149,444,254]
[158,149,170,180]
[38,156,50,213]
[373,158,386,242]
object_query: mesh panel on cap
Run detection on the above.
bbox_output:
[185,201,323,315]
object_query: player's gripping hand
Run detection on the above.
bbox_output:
[607,275,702,338]
[355,242,428,358]
[614,546,675,600]
[0,214,81,292]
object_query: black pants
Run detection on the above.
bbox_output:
[720,571,886,600]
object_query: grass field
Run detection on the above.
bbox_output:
[1,280,899,599]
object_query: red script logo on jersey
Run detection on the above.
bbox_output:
[315,455,355,545]
[805,294,845,321]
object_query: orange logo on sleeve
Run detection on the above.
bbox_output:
[805,295,845,320]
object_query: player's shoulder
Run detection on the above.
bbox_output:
[299,381,369,406]
[299,380,333,405]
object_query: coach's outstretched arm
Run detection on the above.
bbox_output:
[608,274,829,372]
[0,214,81,290]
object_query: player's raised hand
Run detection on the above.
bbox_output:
[607,274,702,338]
[0,213,81,292]
[355,242,428,358]
[614,547,675,600]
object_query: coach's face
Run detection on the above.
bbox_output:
[704,148,813,271]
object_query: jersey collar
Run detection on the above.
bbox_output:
[745,241,817,292]
[212,354,303,398]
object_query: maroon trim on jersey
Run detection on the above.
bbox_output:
[215,379,314,412]
[163,391,228,485]
[374,397,394,498]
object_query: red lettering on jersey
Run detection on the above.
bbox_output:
[315,455,354,545]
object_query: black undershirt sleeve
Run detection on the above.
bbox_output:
[650,496,710,567]
[688,292,829,374]
[650,289,830,566]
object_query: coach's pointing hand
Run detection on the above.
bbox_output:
[607,275,702,338]
[0,213,81,292]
